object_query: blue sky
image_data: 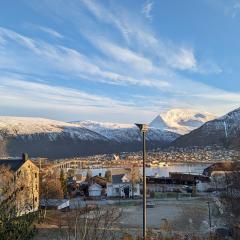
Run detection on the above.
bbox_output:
[0,0,240,123]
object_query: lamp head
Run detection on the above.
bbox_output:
[135,123,148,133]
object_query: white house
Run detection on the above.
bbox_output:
[89,183,102,197]
[196,171,227,192]
[107,174,140,198]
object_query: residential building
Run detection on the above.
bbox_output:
[107,174,140,198]
[0,153,39,215]
[88,175,107,188]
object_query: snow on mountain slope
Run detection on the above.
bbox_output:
[0,116,106,141]
[203,107,240,139]
[74,120,179,143]
[170,107,240,149]
[75,120,137,142]
[0,116,180,158]
[150,108,216,134]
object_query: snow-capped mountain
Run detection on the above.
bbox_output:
[75,120,179,143]
[171,107,240,149]
[150,108,216,134]
[0,117,179,158]
[74,120,135,142]
[0,116,110,158]
[0,117,107,141]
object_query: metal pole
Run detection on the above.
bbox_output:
[143,131,146,239]
[135,123,148,240]
[207,201,212,239]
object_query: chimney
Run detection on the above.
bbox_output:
[22,153,28,162]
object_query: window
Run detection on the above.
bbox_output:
[35,197,38,202]
[35,173,37,178]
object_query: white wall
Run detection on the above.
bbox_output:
[89,184,102,197]
[107,183,140,197]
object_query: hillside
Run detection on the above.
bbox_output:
[0,117,179,158]
[170,107,240,149]
[76,120,178,143]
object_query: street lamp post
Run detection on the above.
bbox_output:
[135,123,148,240]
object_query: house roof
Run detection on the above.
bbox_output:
[111,168,130,175]
[88,175,107,187]
[0,159,24,172]
[203,161,240,176]
[112,174,125,184]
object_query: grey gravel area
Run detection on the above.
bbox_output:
[117,198,214,234]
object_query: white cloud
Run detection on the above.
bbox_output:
[0,1,237,121]
[166,48,197,70]
[142,0,154,20]
[93,38,154,72]
[81,0,132,42]
[215,0,240,19]
[80,0,200,72]
[193,59,222,74]
[32,25,63,38]
[0,77,137,113]
[0,77,158,122]
[0,27,171,90]
[30,0,220,75]
[0,26,236,109]
[230,2,240,18]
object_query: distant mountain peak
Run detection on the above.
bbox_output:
[149,115,168,129]
[73,120,179,143]
[170,106,240,149]
[150,108,216,134]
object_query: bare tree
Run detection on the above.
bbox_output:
[0,165,37,240]
[85,169,93,181]
[130,164,140,199]
[47,205,123,240]
[105,170,112,182]
[40,172,63,219]
[218,171,240,228]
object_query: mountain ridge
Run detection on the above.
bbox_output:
[0,116,179,158]
[170,107,240,149]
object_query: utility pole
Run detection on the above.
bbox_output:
[135,123,148,240]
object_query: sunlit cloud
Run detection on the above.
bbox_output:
[0,0,239,122]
